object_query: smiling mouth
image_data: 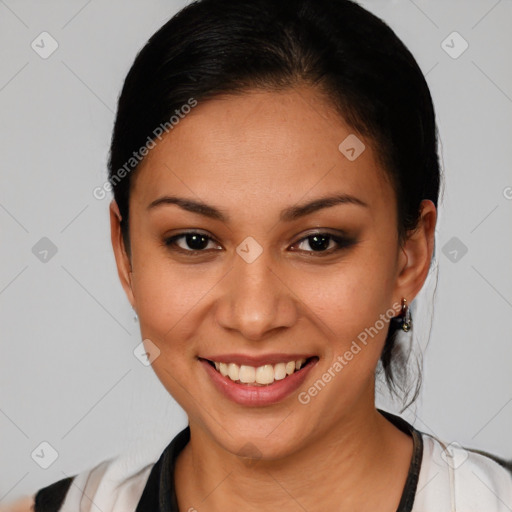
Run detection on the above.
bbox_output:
[201,357,318,386]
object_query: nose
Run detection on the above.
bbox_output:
[215,247,299,341]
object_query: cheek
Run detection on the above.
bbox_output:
[128,223,212,333]
[132,264,213,353]
[297,247,397,372]
[304,253,395,330]
[130,261,210,405]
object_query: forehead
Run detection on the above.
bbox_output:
[131,87,394,215]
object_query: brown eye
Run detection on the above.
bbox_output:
[164,232,221,253]
[291,232,357,255]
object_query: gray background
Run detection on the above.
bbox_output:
[1,0,511,504]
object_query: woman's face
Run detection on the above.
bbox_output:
[111,86,433,460]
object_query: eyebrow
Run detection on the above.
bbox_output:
[147,193,369,222]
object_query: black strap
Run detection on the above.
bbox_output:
[33,475,75,512]
[377,409,424,512]
[136,426,190,512]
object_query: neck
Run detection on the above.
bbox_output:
[174,405,414,512]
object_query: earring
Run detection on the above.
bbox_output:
[132,307,138,323]
[399,297,412,332]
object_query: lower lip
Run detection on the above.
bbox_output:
[200,358,318,407]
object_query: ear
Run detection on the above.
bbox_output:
[394,199,437,303]
[109,199,135,309]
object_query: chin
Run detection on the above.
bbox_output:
[205,414,313,463]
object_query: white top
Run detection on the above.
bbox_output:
[415,433,512,511]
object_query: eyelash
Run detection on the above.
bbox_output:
[162,231,357,257]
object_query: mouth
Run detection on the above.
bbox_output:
[199,356,319,386]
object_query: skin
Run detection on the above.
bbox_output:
[0,495,34,512]
[108,85,436,511]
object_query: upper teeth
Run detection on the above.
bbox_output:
[213,359,307,386]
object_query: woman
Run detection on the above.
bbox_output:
[7,0,511,510]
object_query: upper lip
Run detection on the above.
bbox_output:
[199,353,317,366]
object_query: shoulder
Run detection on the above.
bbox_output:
[28,447,157,512]
[0,495,35,512]
[414,431,512,511]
